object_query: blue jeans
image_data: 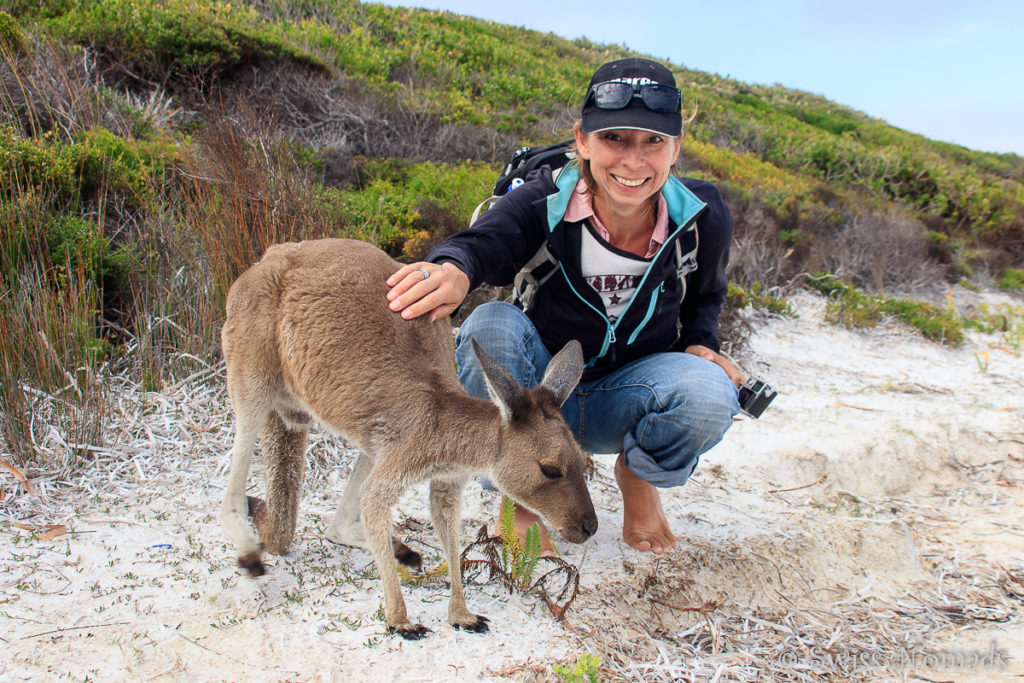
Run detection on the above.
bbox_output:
[456,302,739,489]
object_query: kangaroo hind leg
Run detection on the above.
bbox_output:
[220,398,270,577]
[249,410,308,557]
[325,452,422,570]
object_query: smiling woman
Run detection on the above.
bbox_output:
[385,57,741,559]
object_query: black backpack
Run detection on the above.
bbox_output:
[469,140,575,225]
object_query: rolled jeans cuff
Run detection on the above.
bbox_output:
[623,435,700,489]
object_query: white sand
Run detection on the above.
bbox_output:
[2,289,1022,682]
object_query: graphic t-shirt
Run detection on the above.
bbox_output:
[579,226,651,322]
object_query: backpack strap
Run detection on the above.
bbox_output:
[511,241,561,311]
[675,221,699,278]
[469,193,500,226]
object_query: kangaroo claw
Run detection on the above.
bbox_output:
[453,615,490,633]
[389,623,432,640]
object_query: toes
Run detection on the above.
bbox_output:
[389,624,432,640]
[453,615,490,633]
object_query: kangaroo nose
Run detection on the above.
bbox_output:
[581,516,598,540]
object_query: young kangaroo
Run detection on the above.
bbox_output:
[219,238,598,639]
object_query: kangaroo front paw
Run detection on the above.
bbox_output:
[237,549,266,577]
[388,623,432,640]
[452,614,490,633]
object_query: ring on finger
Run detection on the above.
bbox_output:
[418,267,430,280]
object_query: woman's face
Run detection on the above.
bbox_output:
[574,126,681,216]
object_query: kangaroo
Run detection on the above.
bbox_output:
[219,238,598,639]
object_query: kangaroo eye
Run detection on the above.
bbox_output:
[539,464,563,480]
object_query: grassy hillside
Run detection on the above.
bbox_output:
[1,0,1023,468]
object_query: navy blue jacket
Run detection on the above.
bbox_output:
[428,165,733,380]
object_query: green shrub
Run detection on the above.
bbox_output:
[0,125,174,208]
[805,273,963,345]
[0,10,25,52]
[330,158,495,254]
[45,0,327,84]
[727,281,793,316]
[998,268,1024,291]
[46,214,136,294]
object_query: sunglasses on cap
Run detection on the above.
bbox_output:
[585,81,681,113]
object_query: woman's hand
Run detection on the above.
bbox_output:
[685,344,744,387]
[386,261,470,322]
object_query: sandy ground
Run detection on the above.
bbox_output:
[2,290,1022,682]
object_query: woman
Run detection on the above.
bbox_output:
[385,58,741,554]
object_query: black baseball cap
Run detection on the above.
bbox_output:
[581,58,682,137]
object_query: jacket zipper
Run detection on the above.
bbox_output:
[628,283,665,345]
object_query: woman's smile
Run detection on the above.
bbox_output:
[611,174,649,188]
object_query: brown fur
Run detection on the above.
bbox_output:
[219,238,597,638]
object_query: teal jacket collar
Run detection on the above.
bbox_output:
[546,165,707,232]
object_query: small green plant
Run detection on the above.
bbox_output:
[726,281,794,316]
[975,350,990,374]
[966,302,1024,356]
[553,654,602,682]
[460,501,580,621]
[498,495,542,589]
[397,561,448,586]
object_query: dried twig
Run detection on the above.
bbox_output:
[767,474,828,494]
[0,457,36,497]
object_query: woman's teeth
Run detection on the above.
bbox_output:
[613,175,646,187]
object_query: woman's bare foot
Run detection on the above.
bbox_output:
[499,497,556,557]
[614,453,677,553]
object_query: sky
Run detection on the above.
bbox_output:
[375,0,1024,156]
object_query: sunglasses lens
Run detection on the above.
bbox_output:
[592,82,634,109]
[641,85,681,112]
[590,82,681,113]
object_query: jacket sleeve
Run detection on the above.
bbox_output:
[676,179,734,352]
[425,170,554,291]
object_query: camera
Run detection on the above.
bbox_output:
[738,376,776,419]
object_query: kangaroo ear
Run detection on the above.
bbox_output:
[472,338,527,425]
[540,340,583,406]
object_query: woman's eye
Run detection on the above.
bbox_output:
[539,464,563,480]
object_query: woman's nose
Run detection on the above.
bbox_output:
[622,143,644,168]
